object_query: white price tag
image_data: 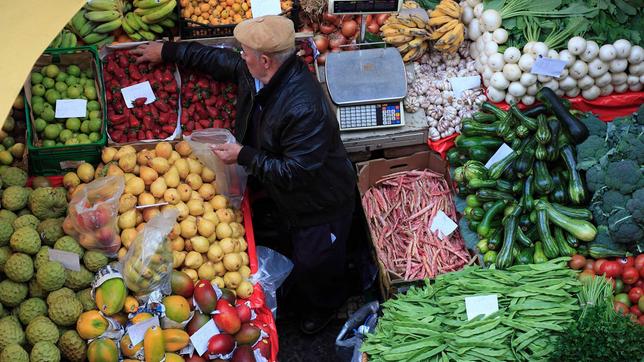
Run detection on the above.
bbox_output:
[55,99,87,118]
[485,143,514,169]
[448,76,481,97]
[190,319,220,356]
[48,249,81,271]
[530,57,567,78]
[250,0,281,17]
[465,294,499,320]
[128,315,160,345]
[120,81,156,108]
[430,210,458,240]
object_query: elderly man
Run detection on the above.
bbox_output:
[132,16,356,334]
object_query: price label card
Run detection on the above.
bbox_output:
[128,315,160,345]
[485,143,514,169]
[250,0,281,17]
[120,81,156,108]
[448,76,481,97]
[465,294,499,320]
[530,57,567,78]
[430,210,458,240]
[190,319,220,356]
[48,249,81,271]
[55,99,87,118]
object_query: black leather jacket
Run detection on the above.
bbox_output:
[162,42,356,228]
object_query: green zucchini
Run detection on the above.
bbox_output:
[535,114,552,145]
[545,118,561,162]
[468,220,480,232]
[560,144,586,205]
[553,227,576,256]
[483,250,498,264]
[465,194,482,208]
[486,228,503,251]
[534,160,554,194]
[455,135,503,149]
[462,120,501,137]
[467,179,497,189]
[533,242,549,264]
[536,208,560,259]
[549,172,568,204]
[495,179,514,193]
[481,102,509,120]
[522,104,548,118]
[513,138,537,176]
[588,244,629,259]
[550,203,593,220]
[536,87,589,144]
[447,148,466,166]
[488,152,518,180]
[477,200,506,237]
[515,225,534,247]
[519,213,532,229]
[537,200,597,242]
[520,174,534,210]
[510,103,538,130]
[476,189,515,202]
[463,160,489,181]
[476,238,489,254]
[564,231,579,248]
[469,146,492,162]
[454,166,465,183]
[516,246,535,265]
[516,124,530,138]
[473,112,497,123]
[482,201,495,211]
[535,143,548,161]
[470,207,485,221]
[510,137,522,150]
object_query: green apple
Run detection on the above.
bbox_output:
[44,64,60,78]
[34,118,47,132]
[65,75,79,87]
[87,100,100,112]
[31,95,44,105]
[0,151,13,165]
[45,89,61,105]
[41,108,55,122]
[59,129,73,143]
[43,124,60,140]
[84,86,97,100]
[31,73,43,84]
[88,119,102,132]
[2,137,15,149]
[65,138,79,145]
[31,84,46,97]
[67,85,82,99]
[55,72,67,82]
[80,120,90,134]
[55,81,67,92]
[42,77,55,89]
[88,132,100,142]
[31,102,45,116]
[42,140,56,147]
[65,118,81,132]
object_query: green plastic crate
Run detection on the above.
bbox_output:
[25,46,107,176]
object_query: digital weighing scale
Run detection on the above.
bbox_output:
[325,0,407,132]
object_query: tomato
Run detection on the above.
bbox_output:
[638,315,644,326]
[640,266,644,279]
[614,278,624,294]
[584,259,595,271]
[635,279,644,289]
[630,305,642,317]
[622,266,640,284]
[599,261,623,278]
[568,254,586,270]
[617,256,634,268]
[639,296,644,313]
[614,293,631,307]
[578,269,596,284]
[614,301,629,315]
[594,259,607,274]
[628,287,643,303]
[634,254,644,270]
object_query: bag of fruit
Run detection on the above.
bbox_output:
[66,175,125,256]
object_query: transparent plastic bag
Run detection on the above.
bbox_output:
[185,128,247,208]
[65,175,125,256]
[250,246,294,316]
[335,301,379,362]
[121,209,179,296]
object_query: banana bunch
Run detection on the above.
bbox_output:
[402,0,419,9]
[381,13,430,62]
[78,0,128,46]
[427,0,464,53]
[121,0,177,41]
[49,29,78,49]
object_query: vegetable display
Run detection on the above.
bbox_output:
[574,111,643,257]
[362,170,471,280]
[362,258,580,361]
[404,42,486,140]
[451,94,597,269]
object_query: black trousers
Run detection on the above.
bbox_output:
[284,211,353,312]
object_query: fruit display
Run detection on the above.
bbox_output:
[380,12,431,62]
[27,63,104,147]
[179,70,237,136]
[1,95,28,167]
[102,49,180,143]
[179,0,293,27]
[67,0,177,45]
[426,0,464,53]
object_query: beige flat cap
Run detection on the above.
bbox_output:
[233,15,295,53]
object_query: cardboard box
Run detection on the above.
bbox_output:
[356,150,467,300]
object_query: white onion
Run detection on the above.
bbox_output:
[599,84,614,96]
[559,76,577,91]
[466,0,481,7]
[537,74,552,83]
[598,44,617,62]
[462,6,474,25]
[582,86,600,100]
[503,47,521,64]
[482,66,494,82]
[569,60,589,79]
[518,53,535,72]
[490,72,509,90]
[542,79,559,91]
[487,86,505,103]
[488,53,505,71]
[565,88,580,97]
[578,75,594,90]
[481,9,502,31]
[611,72,627,85]
[526,84,538,96]
[587,58,609,78]
[627,45,643,64]
[508,82,526,97]
[627,75,639,85]
[484,41,499,56]
[613,39,632,58]
[629,62,644,76]
[473,3,484,18]
[580,41,599,62]
[555,89,565,97]
[519,72,537,86]
[594,72,612,87]
[521,95,535,105]
[558,50,576,67]
[547,50,559,59]
[523,42,536,55]
[629,83,643,92]
[568,37,587,56]
[468,19,482,41]
[531,42,549,58]
[504,93,518,104]
[502,63,522,81]
[492,28,508,44]
[609,58,628,73]
[614,83,629,93]
[560,69,569,78]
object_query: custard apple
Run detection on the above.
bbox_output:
[1,167,27,187]
[37,219,65,246]
[46,288,75,306]
[30,341,61,362]
[0,279,28,307]
[0,210,17,225]
[9,227,41,254]
[0,246,10,272]
[13,214,39,230]
[33,246,51,270]
[17,297,47,325]
[26,316,59,344]
[0,317,25,350]
[64,266,93,291]
[28,279,47,298]
[36,261,65,291]
[82,250,108,272]
[58,330,86,362]
[76,288,95,311]
[0,220,12,246]
[48,297,82,327]
[4,252,34,282]
[0,344,28,362]
[28,188,67,220]
[54,236,83,258]
[2,186,28,211]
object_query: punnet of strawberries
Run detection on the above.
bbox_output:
[296,39,316,74]
[180,69,237,135]
[103,49,179,143]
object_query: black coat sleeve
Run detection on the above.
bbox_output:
[162,42,243,83]
[237,103,331,191]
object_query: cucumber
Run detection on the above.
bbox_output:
[455,135,503,149]
[534,160,554,195]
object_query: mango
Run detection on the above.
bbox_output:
[214,299,241,334]
[162,329,190,352]
[77,310,108,340]
[163,295,191,323]
[235,322,261,346]
[193,280,217,314]
[171,270,194,298]
[87,338,119,362]
[143,325,165,362]
[185,311,210,336]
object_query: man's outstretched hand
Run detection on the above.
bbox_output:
[212,143,242,165]
[130,42,164,64]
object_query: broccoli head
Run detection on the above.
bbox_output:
[604,160,642,194]
[585,164,605,194]
[614,133,644,164]
[600,190,630,214]
[626,188,644,225]
[580,114,607,137]
[608,209,643,245]
[576,135,608,170]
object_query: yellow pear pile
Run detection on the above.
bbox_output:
[63,141,251,290]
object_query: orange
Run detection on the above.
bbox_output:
[199,3,210,12]
[226,0,234,6]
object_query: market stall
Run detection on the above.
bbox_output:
[0,0,642,361]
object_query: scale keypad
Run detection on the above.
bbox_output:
[338,103,402,130]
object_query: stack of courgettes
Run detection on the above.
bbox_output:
[450,89,597,269]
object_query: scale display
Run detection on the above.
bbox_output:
[337,102,404,131]
[329,0,402,14]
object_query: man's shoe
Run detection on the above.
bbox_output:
[299,310,335,335]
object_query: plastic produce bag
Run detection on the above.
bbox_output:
[185,128,247,208]
[121,209,179,296]
[65,175,125,256]
[335,301,380,362]
[250,246,293,316]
